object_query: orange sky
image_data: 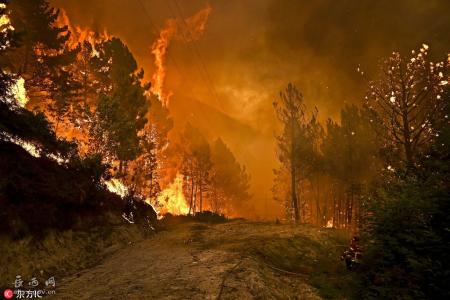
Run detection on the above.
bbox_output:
[50,0,450,219]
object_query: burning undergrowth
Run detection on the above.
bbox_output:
[1,0,250,234]
[51,5,212,219]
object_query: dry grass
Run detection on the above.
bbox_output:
[0,224,145,287]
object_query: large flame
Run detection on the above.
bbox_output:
[2,133,40,158]
[56,9,110,54]
[0,4,13,32]
[157,173,189,215]
[11,77,28,107]
[150,20,177,106]
[150,4,212,106]
[104,178,128,198]
[0,14,10,29]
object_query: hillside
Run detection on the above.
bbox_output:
[0,139,124,237]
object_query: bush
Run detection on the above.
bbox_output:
[358,172,450,299]
[0,141,123,237]
[193,211,227,223]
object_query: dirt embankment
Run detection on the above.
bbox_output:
[55,220,352,299]
[0,223,145,287]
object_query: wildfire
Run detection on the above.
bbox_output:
[104,178,128,198]
[10,77,28,107]
[157,173,189,215]
[0,4,13,33]
[0,14,10,29]
[150,20,177,106]
[56,9,110,54]
[326,219,333,228]
[150,4,212,106]
[2,133,40,158]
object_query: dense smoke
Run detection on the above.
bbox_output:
[50,0,450,218]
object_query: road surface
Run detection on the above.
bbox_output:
[57,220,323,299]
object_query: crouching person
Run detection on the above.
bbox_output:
[341,236,362,270]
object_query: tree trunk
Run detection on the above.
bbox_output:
[193,183,198,214]
[337,193,342,229]
[400,77,414,167]
[291,166,299,223]
[188,176,195,215]
[21,43,30,76]
[199,178,203,212]
[348,185,354,229]
[331,187,336,228]
[315,176,321,226]
[291,128,299,223]
[119,160,123,176]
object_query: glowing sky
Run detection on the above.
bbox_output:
[50,0,450,218]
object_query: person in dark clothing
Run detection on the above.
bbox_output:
[341,236,362,270]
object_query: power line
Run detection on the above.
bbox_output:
[137,0,224,112]
[134,0,186,85]
[170,0,224,110]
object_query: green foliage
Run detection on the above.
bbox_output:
[8,0,67,48]
[0,15,120,237]
[273,83,312,222]
[359,172,450,299]
[3,0,79,104]
[254,229,355,299]
[322,105,379,186]
[90,38,149,165]
[358,89,450,299]
[273,83,308,174]
[0,140,123,237]
[0,100,76,157]
[68,153,111,186]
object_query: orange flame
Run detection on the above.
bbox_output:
[150,4,212,106]
[10,77,28,107]
[104,178,128,198]
[150,19,177,106]
[56,9,110,54]
[0,14,12,31]
[157,173,189,215]
[182,4,212,41]
[326,220,333,228]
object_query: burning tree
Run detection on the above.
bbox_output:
[180,123,212,214]
[366,45,449,167]
[0,0,15,101]
[2,0,79,108]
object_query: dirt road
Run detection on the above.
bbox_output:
[57,220,328,299]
